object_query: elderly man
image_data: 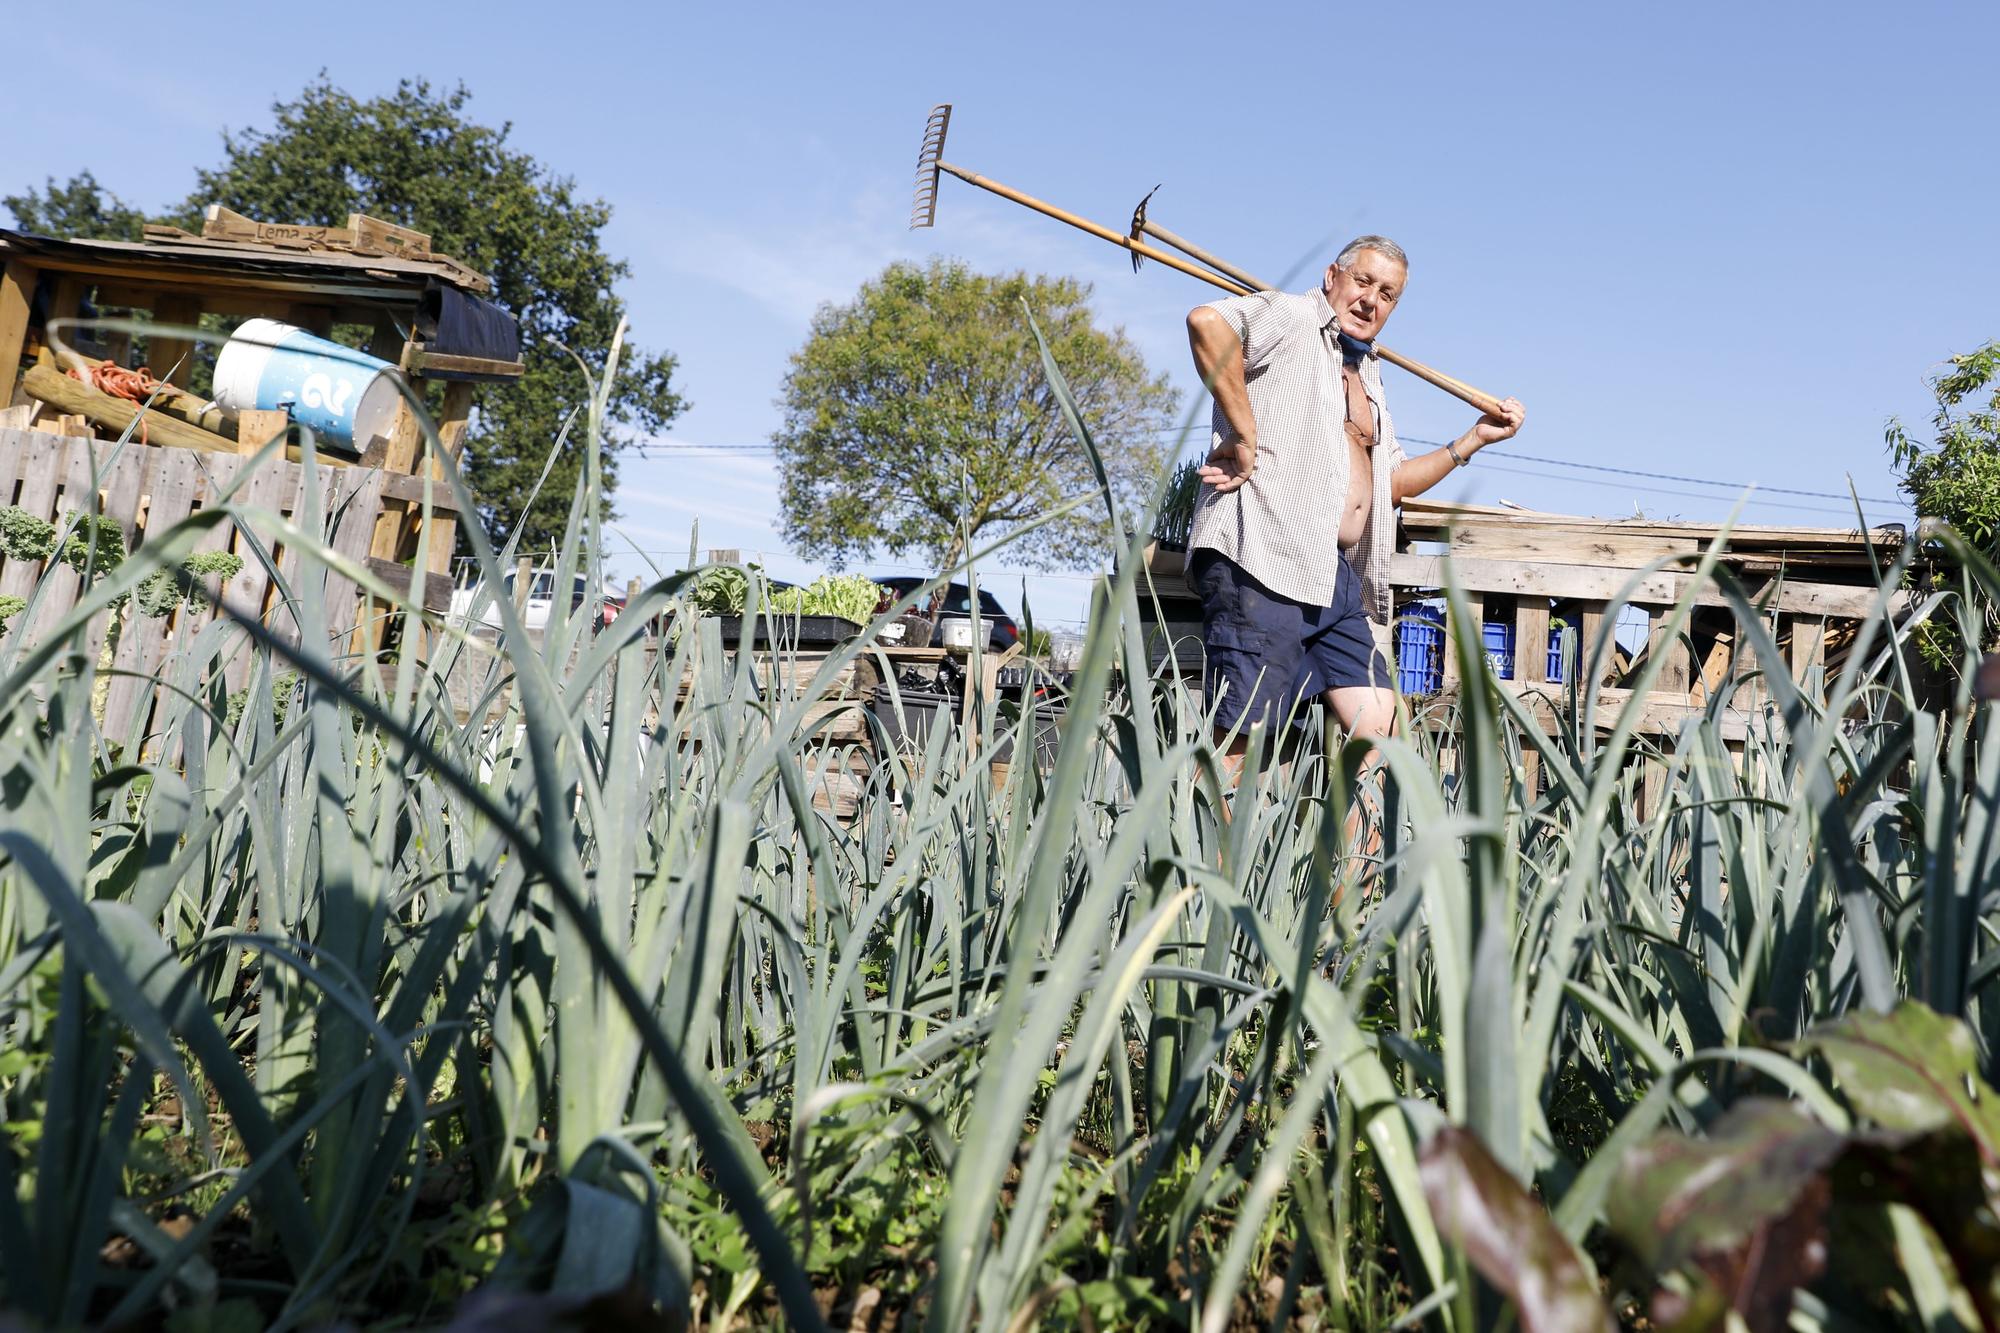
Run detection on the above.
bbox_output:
[1186,235,1525,754]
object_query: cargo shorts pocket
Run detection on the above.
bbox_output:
[1192,551,1303,729]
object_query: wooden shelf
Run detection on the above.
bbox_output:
[409,350,526,381]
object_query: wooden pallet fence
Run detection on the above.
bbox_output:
[441,620,872,717]
[1392,500,1920,814]
[0,425,389,747]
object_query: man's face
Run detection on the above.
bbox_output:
[1322,250,1406,342]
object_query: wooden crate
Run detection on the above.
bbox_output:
[1394,500,1919,814]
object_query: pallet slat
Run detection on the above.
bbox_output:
[1390,552,1901,620]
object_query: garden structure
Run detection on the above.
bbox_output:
[1143,497,1917,801]
[1390,498,1910,713]
[0,209,521,743]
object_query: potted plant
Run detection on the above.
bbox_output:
[714,572,888,648]
[1142,459,1201,588]
[1137,461,1206,669]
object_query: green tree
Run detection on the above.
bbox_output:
[3,170,146,242]
[774,259,1178,579]
[5,78,686,556]
[1888,339,2000,651]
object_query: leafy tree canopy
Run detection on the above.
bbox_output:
[774,258,1178,578]
[1890,341,2000,555]
[5,77,685,556]
[1889,339,2000,651]
[5,170,148,242]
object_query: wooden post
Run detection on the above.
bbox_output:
[1442,593,1483,692]
[236,409,288,457]
[287,304,336,337]
[0,260,37,407]
[1641,759,1666,820]
[437,380,476,455]
[1512,599,1549,798]
[423,380,477,577]
[362,383,430,648]
[1580,602,1608,687]
[1789,616,1827,687]
[44,276,85,332]
[1691,632,1735,707]
[149,293,204,387]
[367,318,405,364]
[1648,615,1692,696]
[1517,601,1550,685]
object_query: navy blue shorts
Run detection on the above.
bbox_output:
[1192,549,1392,732]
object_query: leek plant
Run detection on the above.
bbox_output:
[0,312,1995,1330]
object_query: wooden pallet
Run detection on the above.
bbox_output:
[0,425,388,747]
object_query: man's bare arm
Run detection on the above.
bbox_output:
[1188,306,1257,494]
[1390,396,1527,505]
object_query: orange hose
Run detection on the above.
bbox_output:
[65,363,170,444]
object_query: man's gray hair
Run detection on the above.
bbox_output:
[1334,235,1408,270]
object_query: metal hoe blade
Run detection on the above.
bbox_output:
[910,104,953,229]
[1128,184,1160,273]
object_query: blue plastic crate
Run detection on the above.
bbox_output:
[1396,605,1445,694]
[1482,621,1515,679]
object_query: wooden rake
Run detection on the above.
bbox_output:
[910,103,1505,418]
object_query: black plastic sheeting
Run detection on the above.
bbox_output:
[415,283,520,374]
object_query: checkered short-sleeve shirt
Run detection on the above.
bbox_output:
[1187,288,1404,623]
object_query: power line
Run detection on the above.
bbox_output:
[1395,436,1905,507]
[1469,462,1892,520]
[635,432,1910,512]
[1154,423,1905,506]
[602,547,1112,582]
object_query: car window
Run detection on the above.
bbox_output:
[944,587,973,614]
[978,591,1008,616]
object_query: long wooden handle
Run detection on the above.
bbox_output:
[942,160,1507,418]
[1374,348,1504,418]
[1138,219,1274,293]
[940,161,1255,295]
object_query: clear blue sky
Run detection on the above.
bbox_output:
[11,1,1999,627]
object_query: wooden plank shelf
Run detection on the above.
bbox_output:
[1389,553,1903,621]
[1390,500,1937,812]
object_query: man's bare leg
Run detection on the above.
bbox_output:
[1327,684,1398,895]
[1329,685,1397,748]
[1211,725,1256,827]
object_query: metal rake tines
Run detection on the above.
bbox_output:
[909,103,953,229]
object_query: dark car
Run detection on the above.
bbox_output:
[875,577,1021,652]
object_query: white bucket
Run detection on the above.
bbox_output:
[212,318,402,452]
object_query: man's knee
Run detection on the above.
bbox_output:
[1328,685,1397,739]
